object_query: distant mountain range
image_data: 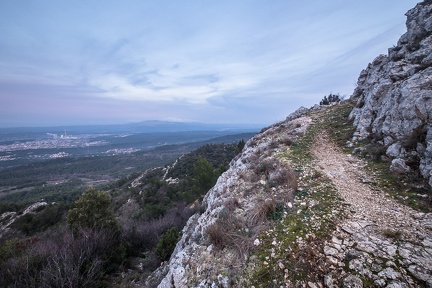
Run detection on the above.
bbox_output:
[0,120,262,135]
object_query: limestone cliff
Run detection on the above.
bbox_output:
[349,0,432,186]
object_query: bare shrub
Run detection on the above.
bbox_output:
[0,238,44,287]
[238,170,247,180]
[311,170,323,180]
[253,158,298,194]
[269,140,279,149]
[122,202,196,253]
[365,143,386,160]
[266,165,298,191]
[268,169,286,186]
[124,219,162,250]
[248,138,258,148]
[0,226,120,288]
[248,198,275,225]
[259,126,270,134]
[206,220,226,248]
[247,171,261,183]
[279,135,293,146]
[246,152,260,167]
[205,213,253,258]
[286,169,299,191]
[40,227,120,288]
[255,158,277,177]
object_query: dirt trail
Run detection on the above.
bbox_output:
[312,132,429,242]
[311,131,432,287]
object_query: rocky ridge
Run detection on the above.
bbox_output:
[149,101,432,287]
[349,0,432,186]
[145,1,432,286]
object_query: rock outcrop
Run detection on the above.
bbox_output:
[0,201,47,239]
[349,0,432,186]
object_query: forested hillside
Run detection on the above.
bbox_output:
[0,140,246,287]
[0,133,253,212]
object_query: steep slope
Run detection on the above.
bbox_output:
[349,0,432,186]
[151,115,310,287]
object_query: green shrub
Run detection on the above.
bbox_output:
[236,139,246,153]
[156,227,180,261]
[67,188,119,234]
[320,93,342,105]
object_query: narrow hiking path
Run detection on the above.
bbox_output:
[311,131,432,287]
[312,132,430,242]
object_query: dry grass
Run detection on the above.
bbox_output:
[206,213,254,258]
[247,198,275,225]
[206,220,227,248]
[382,228,402,240]
[224,197,240,212]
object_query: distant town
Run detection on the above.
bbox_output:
[0,133,108,152]
[0,131,111,163]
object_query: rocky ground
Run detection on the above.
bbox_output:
[313,132,432,287]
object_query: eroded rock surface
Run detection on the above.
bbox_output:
[349,0,432,186]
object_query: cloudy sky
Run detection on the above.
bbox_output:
[0,0,419,128]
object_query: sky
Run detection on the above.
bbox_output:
[0,0,420,128]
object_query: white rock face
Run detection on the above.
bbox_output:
[349,1,432,185]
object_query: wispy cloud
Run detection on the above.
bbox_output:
[0,0,419,127]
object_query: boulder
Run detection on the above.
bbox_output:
[386,143,405,158]
[390,158,411,174]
